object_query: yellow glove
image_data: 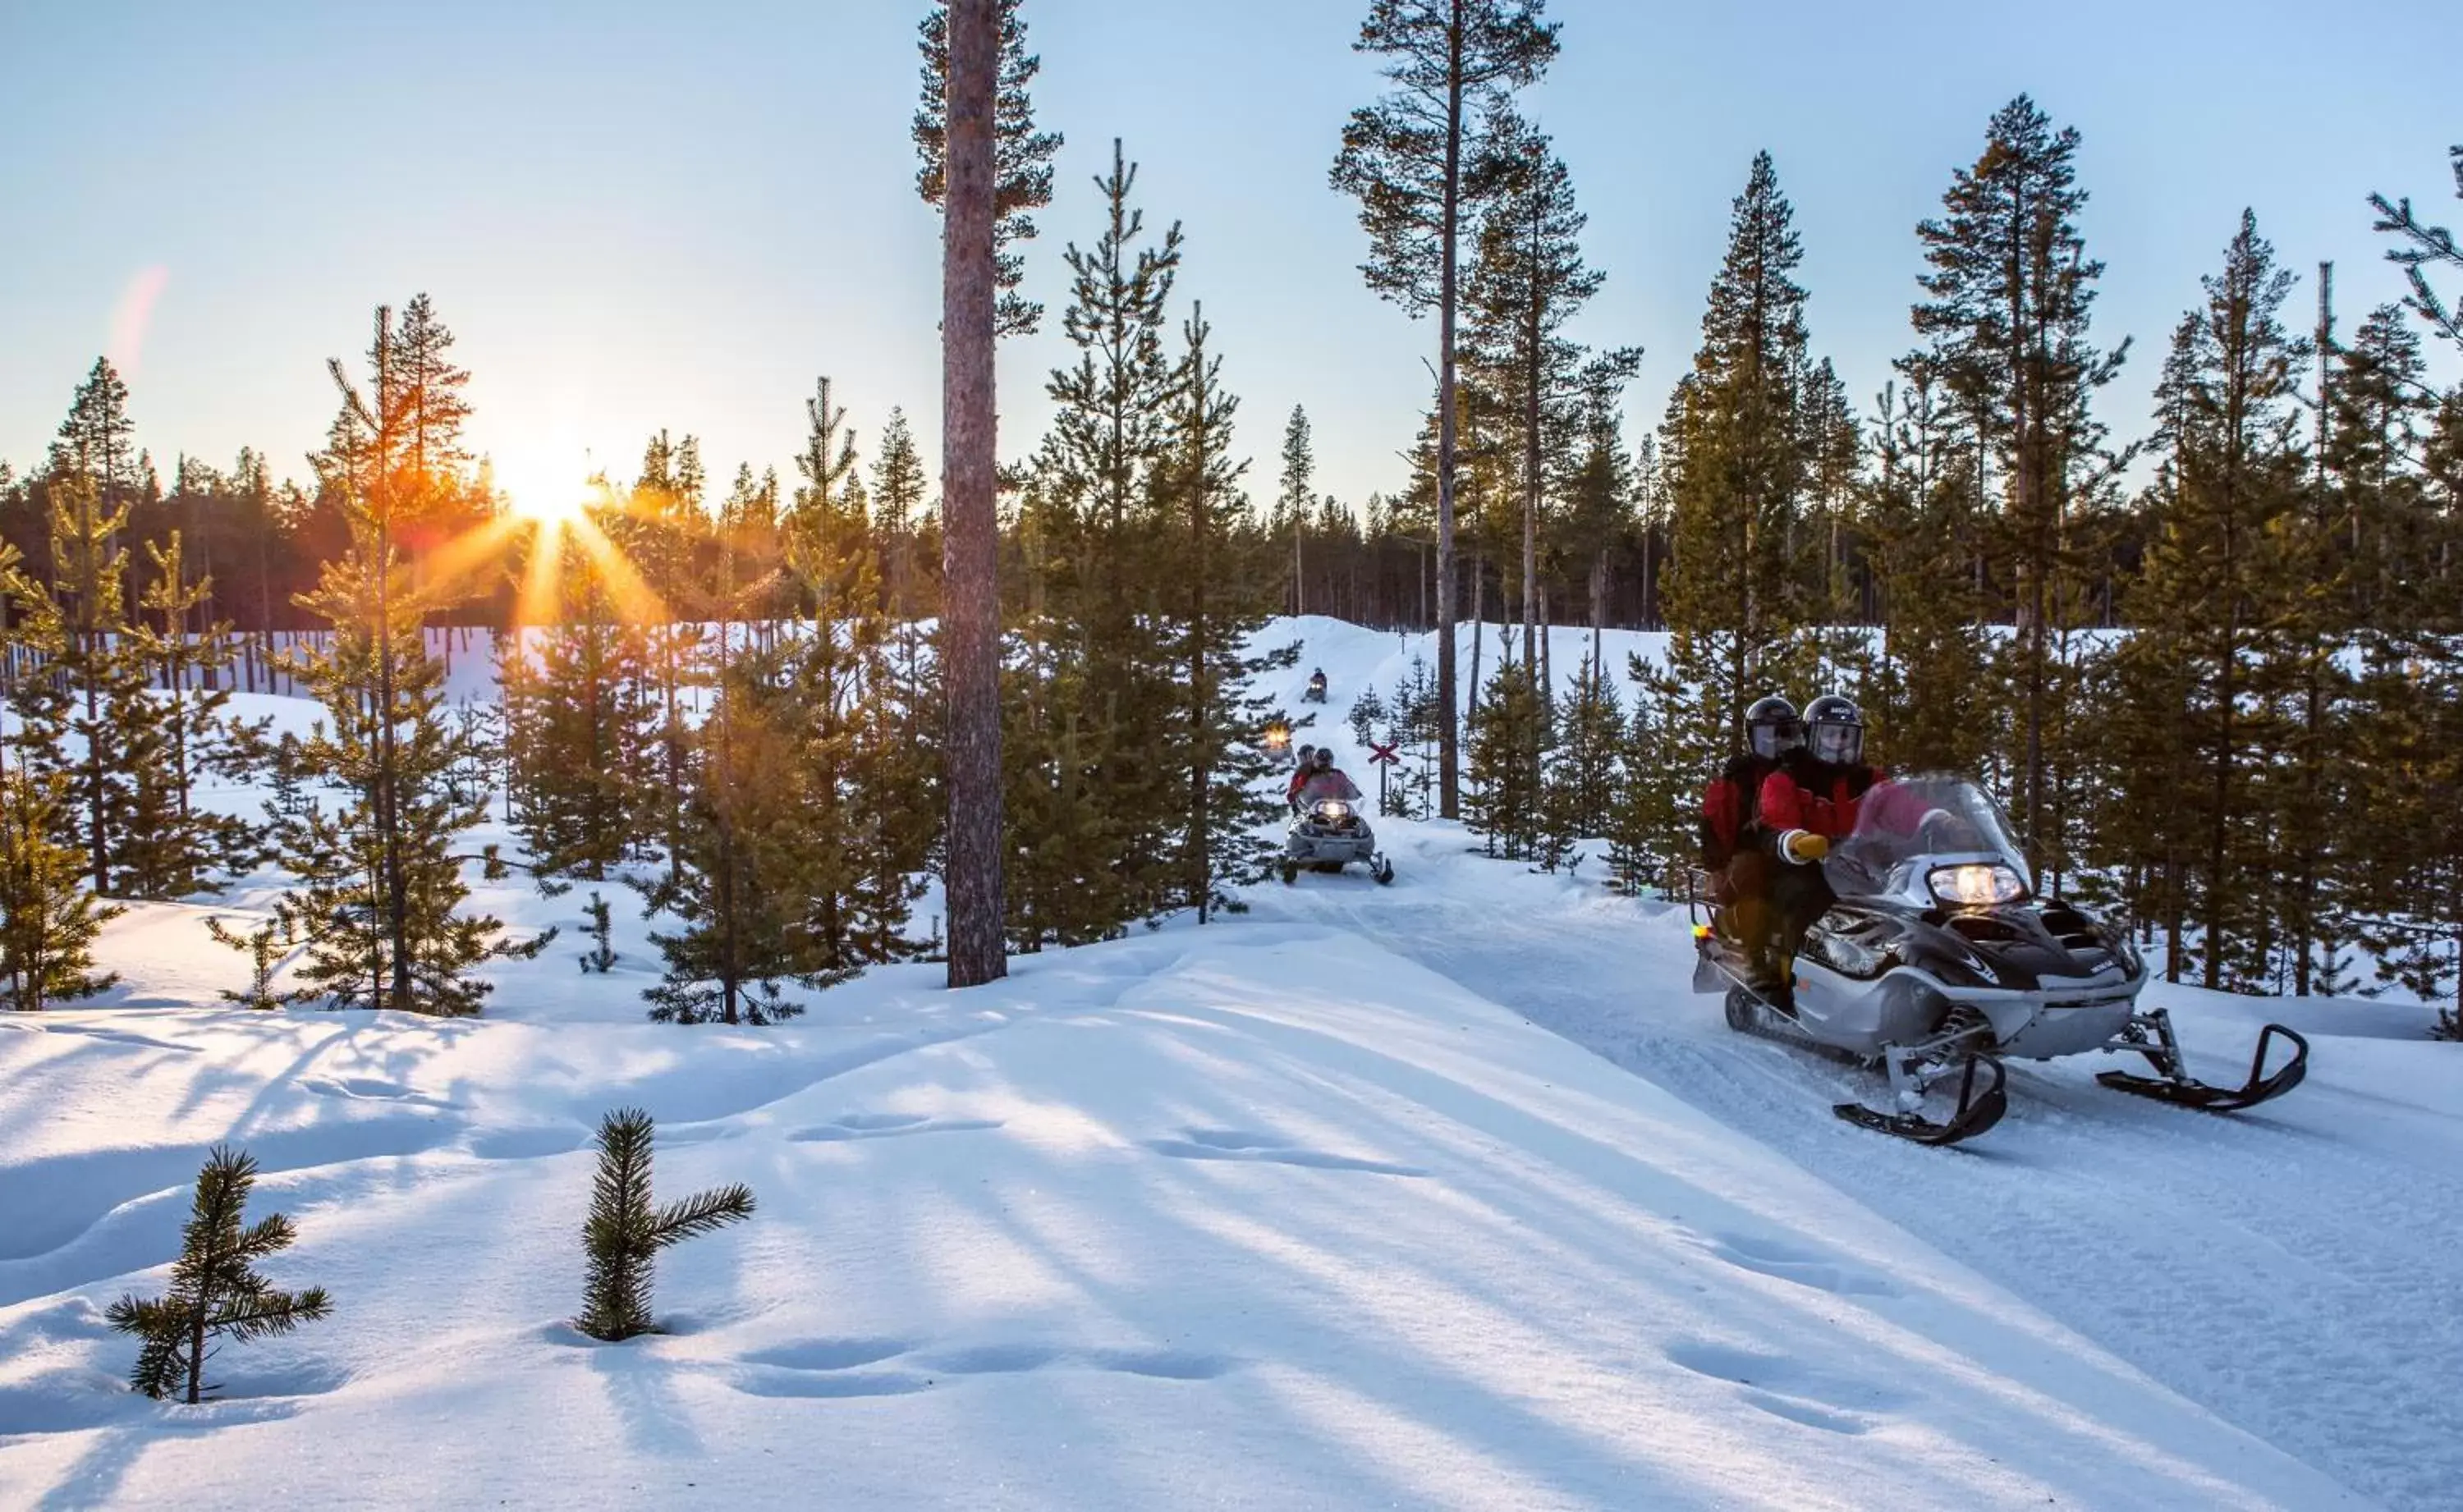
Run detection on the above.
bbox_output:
[1782,831,1829,864]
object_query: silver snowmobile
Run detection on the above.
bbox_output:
[1282,795,1395,886]
[1691,774,2307,1146]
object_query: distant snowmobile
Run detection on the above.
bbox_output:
[1261,720,1296,768]
[1282,796,1395,886]
[1303,669,1329,703]
[1690,774,2307,1146]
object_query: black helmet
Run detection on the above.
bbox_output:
[1310,746,1334,771]
[1745,695,1803,761]
[1805,694,1864,765]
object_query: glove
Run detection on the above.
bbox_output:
[1782,831,1828,864]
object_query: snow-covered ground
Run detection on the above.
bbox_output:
[0,616,2452,1510]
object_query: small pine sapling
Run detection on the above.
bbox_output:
[1346,687,1387,748]
[105,1146,332,1402]
[579,890,618,974]
[576,1107,755,1341]
[204,915,302,1010]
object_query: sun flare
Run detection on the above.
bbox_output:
[493,447,594,526]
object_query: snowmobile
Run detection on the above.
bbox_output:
[1690,774,2307,1147]
[1261,720,1296,768]
[1303,671,1329,703]
[1282,796,1395,886]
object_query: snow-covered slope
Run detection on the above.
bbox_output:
[0,616,2452,1510]
[0,914,2370,1510]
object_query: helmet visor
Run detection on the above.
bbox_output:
[1809,722,1862,765]
[1749,718,1803,760]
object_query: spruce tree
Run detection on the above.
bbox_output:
[576,1108,754,1343]
[1544,653,1621,868]
[869,406,937,621]
[126,532,250,895]
[0,764,122,1010]
[105,1146,332,1402]
[204,914,300,1010]
[1332,0,1561,818]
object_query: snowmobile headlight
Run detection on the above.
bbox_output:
[1263,726,1289,750]
[1928,863,2027,908]
[1316,800,1350,822]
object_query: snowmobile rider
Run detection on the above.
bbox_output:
[1288,745,1364,811]
[1305,667,1329,702]
[1756,694,1885,996]
[1701,695,1803,983]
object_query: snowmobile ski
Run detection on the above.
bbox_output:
[1832,1052,2007,1147]
[2098,1019,2308,1114]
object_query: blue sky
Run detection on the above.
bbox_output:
[1,0,2453,513]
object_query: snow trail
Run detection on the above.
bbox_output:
[1259,820,2462,1512]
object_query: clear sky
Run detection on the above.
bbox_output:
[2,0,2454,514]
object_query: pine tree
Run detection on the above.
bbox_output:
[2369,145,2463,354]
[926,0,1009,989]
[1465,646,1548,859]
[577,891,618,974]
[1855,368,1994,774]
[869,406,937,621]
[204,914,302,1011]
[0,765,122,1010]
[1462,105,1638,668]
[274,303,546,1015]
[1913,97,2128,862]
[1635,152,1828,871]
[783,378,924,978]
[1332,0,1561,818]
[2125,213,2311,991]
[915,0,1062,338]
[607,432,713,888]
[1013,140,1186,938]
[1157,305,1295,920]
[127,532,250,895]
[575,1108,754,1343]
[9,467,171,899]
[105,1146,332,1402]
[1540,654,1621,871]
[1279,405,1315,616]
[502,527,656,886]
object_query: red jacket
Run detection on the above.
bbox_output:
[1759,761,1885,842]
[1699,753,1777,867]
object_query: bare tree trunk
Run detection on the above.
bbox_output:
[1434,25,1465,819]
[940,0,1007,988]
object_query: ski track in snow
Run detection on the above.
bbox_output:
[1266,854,2463,1512]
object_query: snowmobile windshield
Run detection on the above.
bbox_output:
[1825,775,2034,909]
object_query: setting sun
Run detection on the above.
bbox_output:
[492,447,594,525]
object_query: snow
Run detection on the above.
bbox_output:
[1,616,2452,1510]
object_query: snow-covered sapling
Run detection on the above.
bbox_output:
[106,1145,332,1402]
[576,1107,754,1341]
[579,891,618,974]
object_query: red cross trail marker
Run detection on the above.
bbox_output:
[1367,743,1400,766]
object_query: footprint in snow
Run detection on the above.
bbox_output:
[1703,1230,1898,1298]
[727,1336,1236,1400]
[1664,1340,1910,1436]
[1144,1127,1427,1178]
[787,1112,1004,1143]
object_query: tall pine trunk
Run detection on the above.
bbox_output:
[1433,9,1465,820]
[940,0,1006,987]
